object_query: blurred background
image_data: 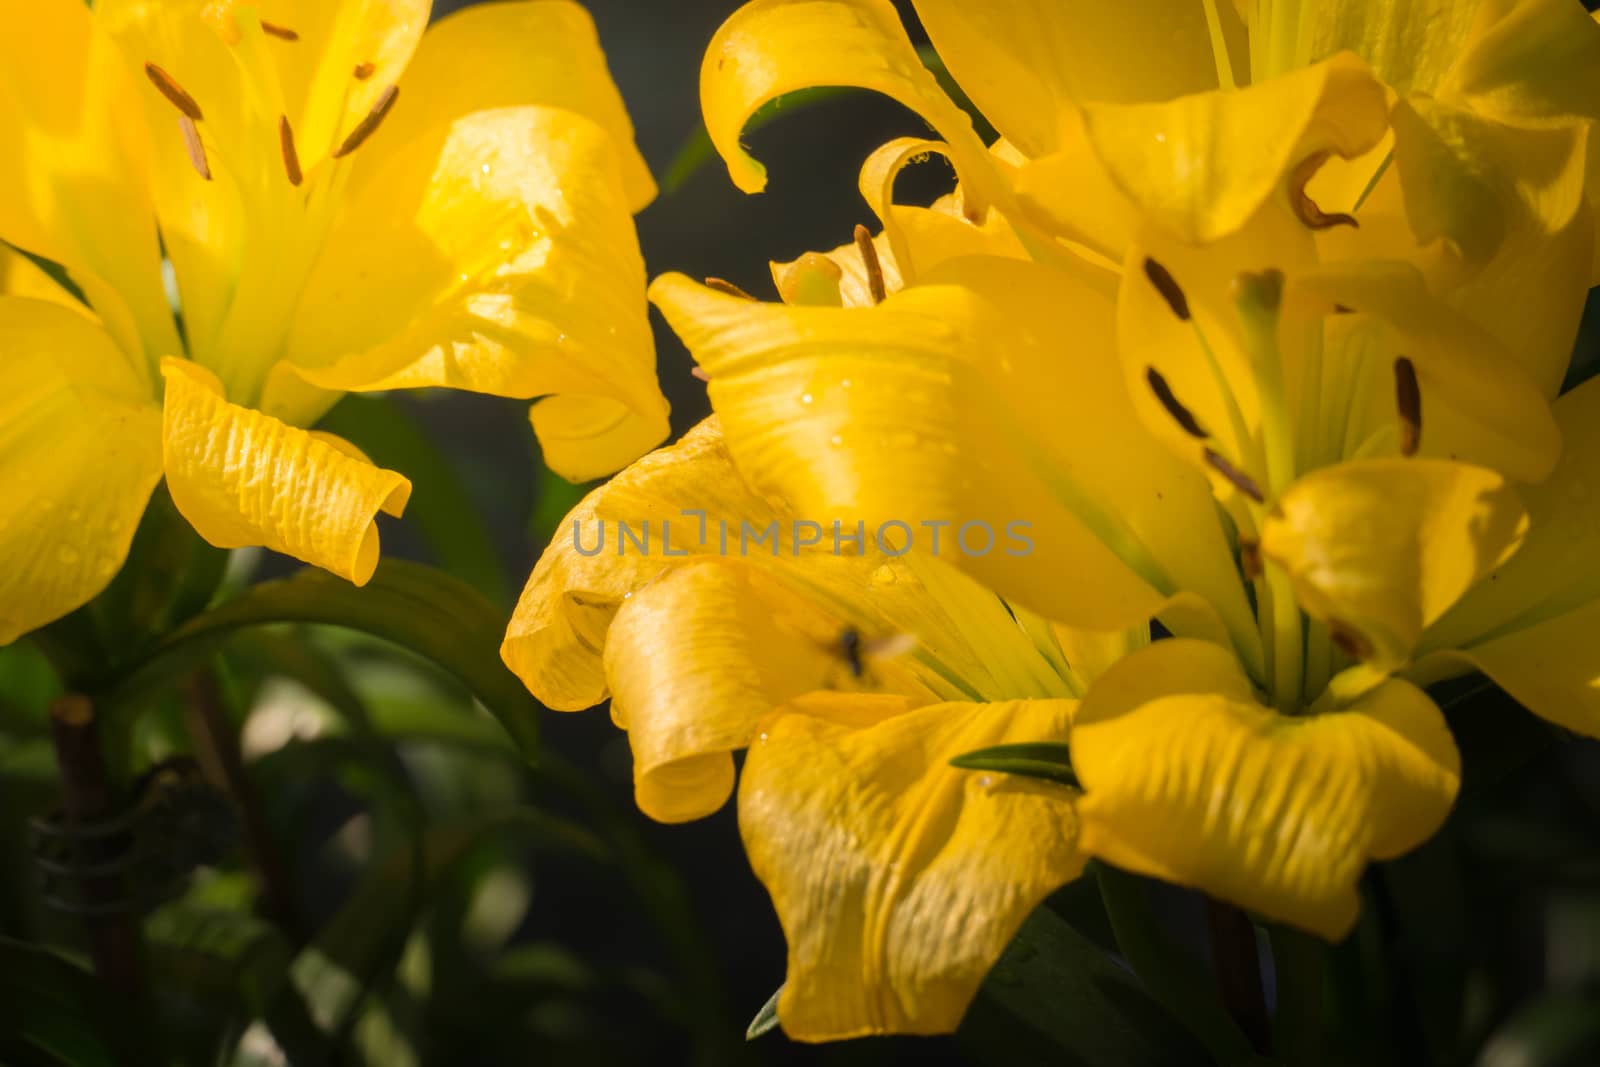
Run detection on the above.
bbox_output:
[5,3,1600,1066]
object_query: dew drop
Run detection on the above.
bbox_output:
[480,163,492,175]
[870,564,897,586]
[800,392,814,406]
[977,774,995,789]
[828,433,843,447]
[840,378,852,389]
[57,545,81,566]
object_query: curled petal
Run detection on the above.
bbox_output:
[701,0,999,211]
[1077,53,1389,243]
[741,695,1082,1039]
[160,359,410,584]
[1074,640,1460,939]
[603,560,911,823]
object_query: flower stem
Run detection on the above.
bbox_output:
[1206,898,1271,1055]
[47,694,146,995]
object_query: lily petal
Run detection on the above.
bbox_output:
[1422,376,1600,735]
[1247,0,1483,92]
[0,0,178,366]
[701,0,998,210]
[910,0,1237,156]
[1260,458,1527,675]
[379,0,654,212]
[1288,259,1565,479]
[603,559,920,823]
[160,358,410,584]
[1076,53,1389,244]
[650,259,1258,660]
[502,417,1075,718]
[1074,639,1460,939]
[281,106,667,478]
[1445,0,1600,124]
[0,298,163,643]
[741,694,1082,1039]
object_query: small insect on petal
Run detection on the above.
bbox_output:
[704,277,755,300]
[353,61,376,80]
[260,21,299,41]
[1394,356,1422,456]
[1145,366,1208,439]
[144,62,203,121]
[1143,257,1190,320]
[178,115,211,181]
[1290,151,1359,231]
[279,116,302,186]
[853,224,887,305]
[332,84,400,158]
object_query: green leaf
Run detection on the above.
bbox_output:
[961,904,1209,1067]
[108,560,539,758]
[0,937,146,1067]
[1093,863,1258,1066]
[951,742,1078,788]
[318,396,512,605]
[745,987,781,1041]
[659,45,992,196]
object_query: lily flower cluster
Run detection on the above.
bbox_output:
[1,0,668,643]
[504,0,1600,1044]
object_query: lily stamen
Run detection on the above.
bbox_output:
[1394,356,1421,456]
[1142,257,1189,320]
[353,62,376,80]
[1145,366,1208,439]
[144,62,203,121]
[1238,535,1263,580]
[279,116,303,186]
[1204,448,1265,503]
[1290,152,1359,231]
[1328,620,1373,661]
[332,84,400,158]
[853,224,887,305]
[705,277,756,300]
[178,114,211,181]
[260,21,300,41]
[691,367,711,382]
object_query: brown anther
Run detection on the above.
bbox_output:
[260,21,299,40]
[690,366,712,383]
[704,277,755,300]
[144,62,204,121]
[1394,356,1422,457]
[1329,619,1374,661]
[178,115,211,181]
[332,84,400,158]
[1204,448,1265,503]
[1238,536,1263,581]
[853,224,887,305]
[1332,303,1354,314]
[1290,151,1359,231]
[278,115,303,186]
[353,61,376,80]
[1143,257,1189,320]
[1145,367,1208,439]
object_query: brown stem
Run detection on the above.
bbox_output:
[47,694,145,995]
[183,670,302,936]
[1207,897,1271,1055]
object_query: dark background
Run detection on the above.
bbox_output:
[399,1,966,1063]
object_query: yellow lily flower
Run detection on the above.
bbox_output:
[0,0,667,643]
[502,417,1094,1039]
[640,0,1600,943]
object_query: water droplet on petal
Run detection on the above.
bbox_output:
[828,433,843,447]
[58,545,81,566]
[870,564,897,586]
[800,392,814,406]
